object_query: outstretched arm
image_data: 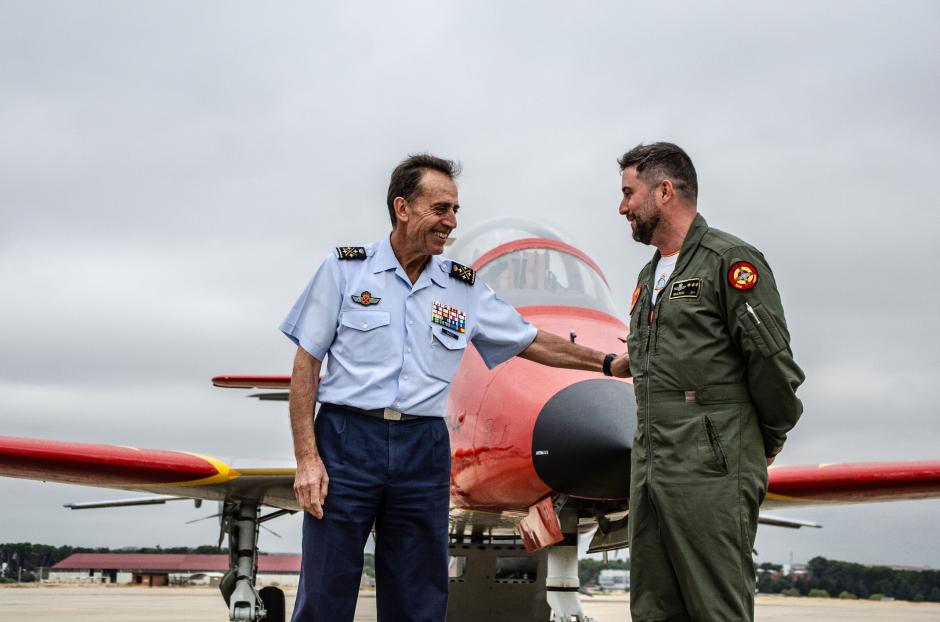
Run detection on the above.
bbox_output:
[517,329,631,377]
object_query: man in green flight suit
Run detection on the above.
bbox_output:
[618,142,805,621]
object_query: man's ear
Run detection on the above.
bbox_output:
[393,196,409,223]
[658,179,675,205]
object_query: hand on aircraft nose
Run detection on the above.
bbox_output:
[611,353,632,378]
[294,456,330,519]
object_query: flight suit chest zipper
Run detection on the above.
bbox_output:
[644,296,654,484]
[643,260,691,484]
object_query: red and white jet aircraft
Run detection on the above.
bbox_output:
[2,219,939,622]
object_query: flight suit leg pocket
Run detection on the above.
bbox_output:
[703,415,729,475]
[694,389,747,477]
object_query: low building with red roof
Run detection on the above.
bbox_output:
[49,553,301,587]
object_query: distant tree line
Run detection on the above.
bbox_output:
[758,557,940,602]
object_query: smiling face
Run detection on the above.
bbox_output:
[396,169,459,256]
[619,166,661,246]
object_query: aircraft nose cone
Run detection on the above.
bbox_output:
[532,379,636,499]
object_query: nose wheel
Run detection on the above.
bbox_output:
[259,586,286,622]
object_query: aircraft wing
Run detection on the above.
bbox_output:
[4,435,940,530]
[0,435,299,511]
[763,461,940,509]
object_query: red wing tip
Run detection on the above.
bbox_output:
[212,375,292,389]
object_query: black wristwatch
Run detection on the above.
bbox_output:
[603,353,616,377]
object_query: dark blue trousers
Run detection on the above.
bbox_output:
[290,405,451,622]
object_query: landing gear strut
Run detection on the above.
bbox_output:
[546,506,594,622]
[218,501,292,622]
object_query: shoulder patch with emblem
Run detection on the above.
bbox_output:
[728,261,759,291]
[669,278,702,300]
[336,246,367,260]
[449,261,476,285]
[630,285,642,314]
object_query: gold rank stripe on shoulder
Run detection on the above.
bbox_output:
[336,246,367,260]
[449,261,476,285]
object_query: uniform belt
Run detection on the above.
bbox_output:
[646,383,751,404]
[322,403,424,421]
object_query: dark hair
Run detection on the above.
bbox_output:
[617,142,698,203]
[386,153,461,225]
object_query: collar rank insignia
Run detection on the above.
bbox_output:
[449,261,476,285]
[336,246,367,260]
[727,261,759,291]
[669,278,702,300]
[352,291,381,306]
[432,301,467,334]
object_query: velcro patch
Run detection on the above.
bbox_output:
[728,261,759,291]
[669,278,702,300]
[630,285,641,314]
[336,246,366,260]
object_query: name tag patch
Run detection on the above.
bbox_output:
[669,278,702,300]
[432,301,467,334]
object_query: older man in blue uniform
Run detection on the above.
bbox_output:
[281,154,629,622]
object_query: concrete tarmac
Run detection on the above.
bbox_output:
[2,586,940,621]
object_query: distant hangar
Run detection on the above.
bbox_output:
[48,553,301,587]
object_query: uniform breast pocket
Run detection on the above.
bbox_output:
[337,310,393,364]
[427,324,468,382]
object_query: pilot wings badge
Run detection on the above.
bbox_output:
[351,291,381,306]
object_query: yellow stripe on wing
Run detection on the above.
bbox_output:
[235,468,296,476]
[153,452,242,487]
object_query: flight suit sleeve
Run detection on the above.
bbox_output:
[720,248,805,457]
[470,281,538,369]
[279,253,344,361]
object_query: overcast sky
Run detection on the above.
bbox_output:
[1,1,939,569]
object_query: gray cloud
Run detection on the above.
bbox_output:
[1,0,938,566]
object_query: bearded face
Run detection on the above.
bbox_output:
[629,189,662,245]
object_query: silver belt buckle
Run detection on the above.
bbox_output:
[383,408,402,421]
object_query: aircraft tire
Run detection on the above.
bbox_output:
[259,586,286,622]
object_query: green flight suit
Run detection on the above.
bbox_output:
[626,214,804,622]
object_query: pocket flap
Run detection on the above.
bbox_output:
[431,325,468,350]
[341,311,391,332]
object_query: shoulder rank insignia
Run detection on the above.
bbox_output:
[728,261,759,291]
[351,291,381,306]
[449,261,476,285]
[336,246,367,260]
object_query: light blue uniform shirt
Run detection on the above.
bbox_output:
[280,235,537,417]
